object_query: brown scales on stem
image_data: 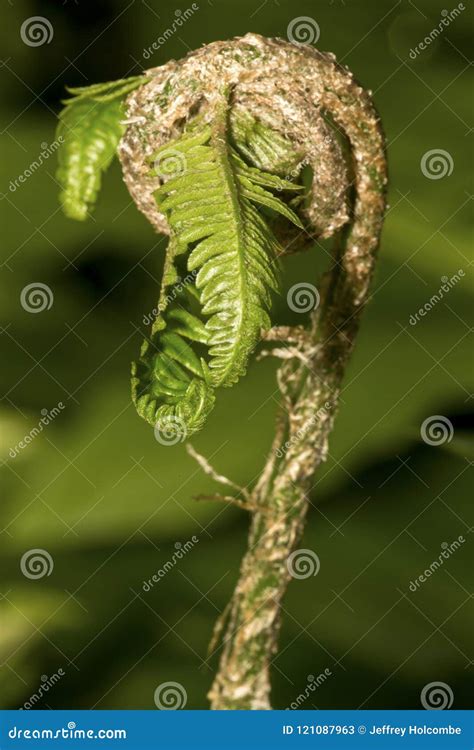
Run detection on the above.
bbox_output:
[119,33,387,710]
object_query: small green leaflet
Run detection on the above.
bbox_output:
[56,76,147,220]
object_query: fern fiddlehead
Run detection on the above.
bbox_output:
[115,34,384,444]
[56,33,387,709]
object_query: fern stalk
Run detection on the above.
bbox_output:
[208,251,383,709]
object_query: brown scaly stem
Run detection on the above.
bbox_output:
[207,257,385,709]
[119,33,387,709]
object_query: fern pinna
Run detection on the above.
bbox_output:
[56,82,303,437]
[56,76,147,220]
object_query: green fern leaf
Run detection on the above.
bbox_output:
[133,97,303,436]
[56,76,147,220]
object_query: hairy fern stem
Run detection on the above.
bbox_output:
[209,253,381,709]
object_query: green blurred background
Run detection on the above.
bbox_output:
[1,0,472,711]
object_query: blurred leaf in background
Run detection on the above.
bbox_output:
[0,0,472,710]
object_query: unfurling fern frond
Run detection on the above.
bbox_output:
[56,76,147,220]
[132,236,216,435]
[132,96,304,435]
